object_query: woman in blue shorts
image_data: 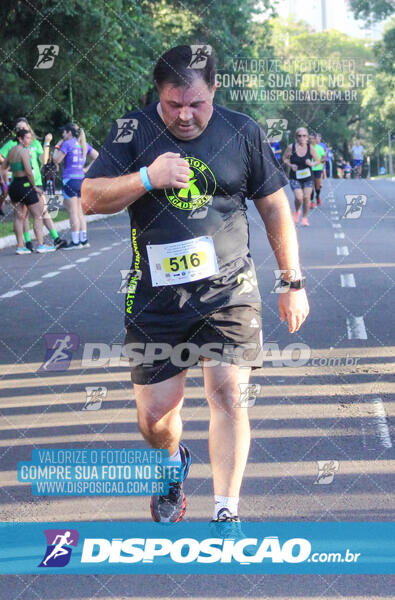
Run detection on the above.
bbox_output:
[283,127,320,227]
[53,123,98,249]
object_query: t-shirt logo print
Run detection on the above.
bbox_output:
[165,156,216,210]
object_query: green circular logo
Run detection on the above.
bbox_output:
[165,156,216,210]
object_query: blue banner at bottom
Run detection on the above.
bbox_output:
[0,522,393,574]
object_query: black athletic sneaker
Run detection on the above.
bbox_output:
[63,241,81,250]
[80,239,90,249]
[54,236,67,249]
[25,241,34,252]
[210,508,254,555]
[150,443,191,523]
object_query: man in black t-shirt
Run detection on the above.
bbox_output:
[83,45,309,525]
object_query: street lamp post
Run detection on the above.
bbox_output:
[389,131,393,176]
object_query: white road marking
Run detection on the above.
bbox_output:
[346,315,367,340]
[334,232,345,239]
[332,223,342,229]
[21,281,41,288]
[0,290,23,299]
[337,246,349,256]
[76,257,90,263]
[332,216,339,221]
[59,264,76,270]
[371,398,392,448]
[88,252,101,256]
[42,271,60,278]
[112,242,122,246]
[101,246,112,251]
[340,273,356,287]
[330,211,338,214]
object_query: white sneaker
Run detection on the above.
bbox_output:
[16,246,32,255]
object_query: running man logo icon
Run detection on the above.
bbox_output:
[188,45,212,69]
[38,529,79,567]
[83,386,107,410]
[118,269,143,293]
[235,383,261,407]
[114,119,139,143]
[38,333,79,372]
[271,269,298,294]
[34,45,59,69]
[314,460,340,485]
[45,195,63,219]
[266,118,288,143]
[237,270,258,295]
[343,195,367,219]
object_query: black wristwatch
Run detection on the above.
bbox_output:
[280,277,306,289]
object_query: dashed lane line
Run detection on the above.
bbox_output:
[21,281,41,288]
[346,315,367,340]
[340,273,356,287]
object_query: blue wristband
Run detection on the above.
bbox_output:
[139,166,153,191]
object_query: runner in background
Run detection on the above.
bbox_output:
[351,139,365,178]
[0,129,54,254]
[310,132,326,207]
[316,133,328,180]
[283,127,320,226]
[326,146,334,178]
[336,156,345,179]
[344,161,352,179]
[270,139,282,163]
[53,123,98,250]
[0,118,66,250]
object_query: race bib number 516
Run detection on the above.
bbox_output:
[147,236,219,286]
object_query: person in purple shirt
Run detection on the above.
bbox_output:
[53,123,98,249]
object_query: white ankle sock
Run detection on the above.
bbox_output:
[71,231,80,244]
[168,447,181,463]
[80,230,87,242]
[213,495,239,520]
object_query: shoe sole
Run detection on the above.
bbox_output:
[63,246,81,250]
[36,249,55,253]
[150,492,186,523]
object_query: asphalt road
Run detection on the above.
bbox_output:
[0,178,394,598]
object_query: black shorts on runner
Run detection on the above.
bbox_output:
[313,170,323,179]
[8,177,39,206]
[124,304,263,385]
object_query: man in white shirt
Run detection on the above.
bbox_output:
[351,139,365,178]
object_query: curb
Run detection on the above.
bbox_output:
[0,212,121,250]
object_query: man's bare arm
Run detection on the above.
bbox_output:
[254,187,309,332]
[81,172,147,215]
[81,152,191,215]
[254,187,302,279]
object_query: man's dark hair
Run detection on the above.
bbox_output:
[153,45,216,89]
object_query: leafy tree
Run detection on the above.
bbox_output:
[349,0,395,25]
